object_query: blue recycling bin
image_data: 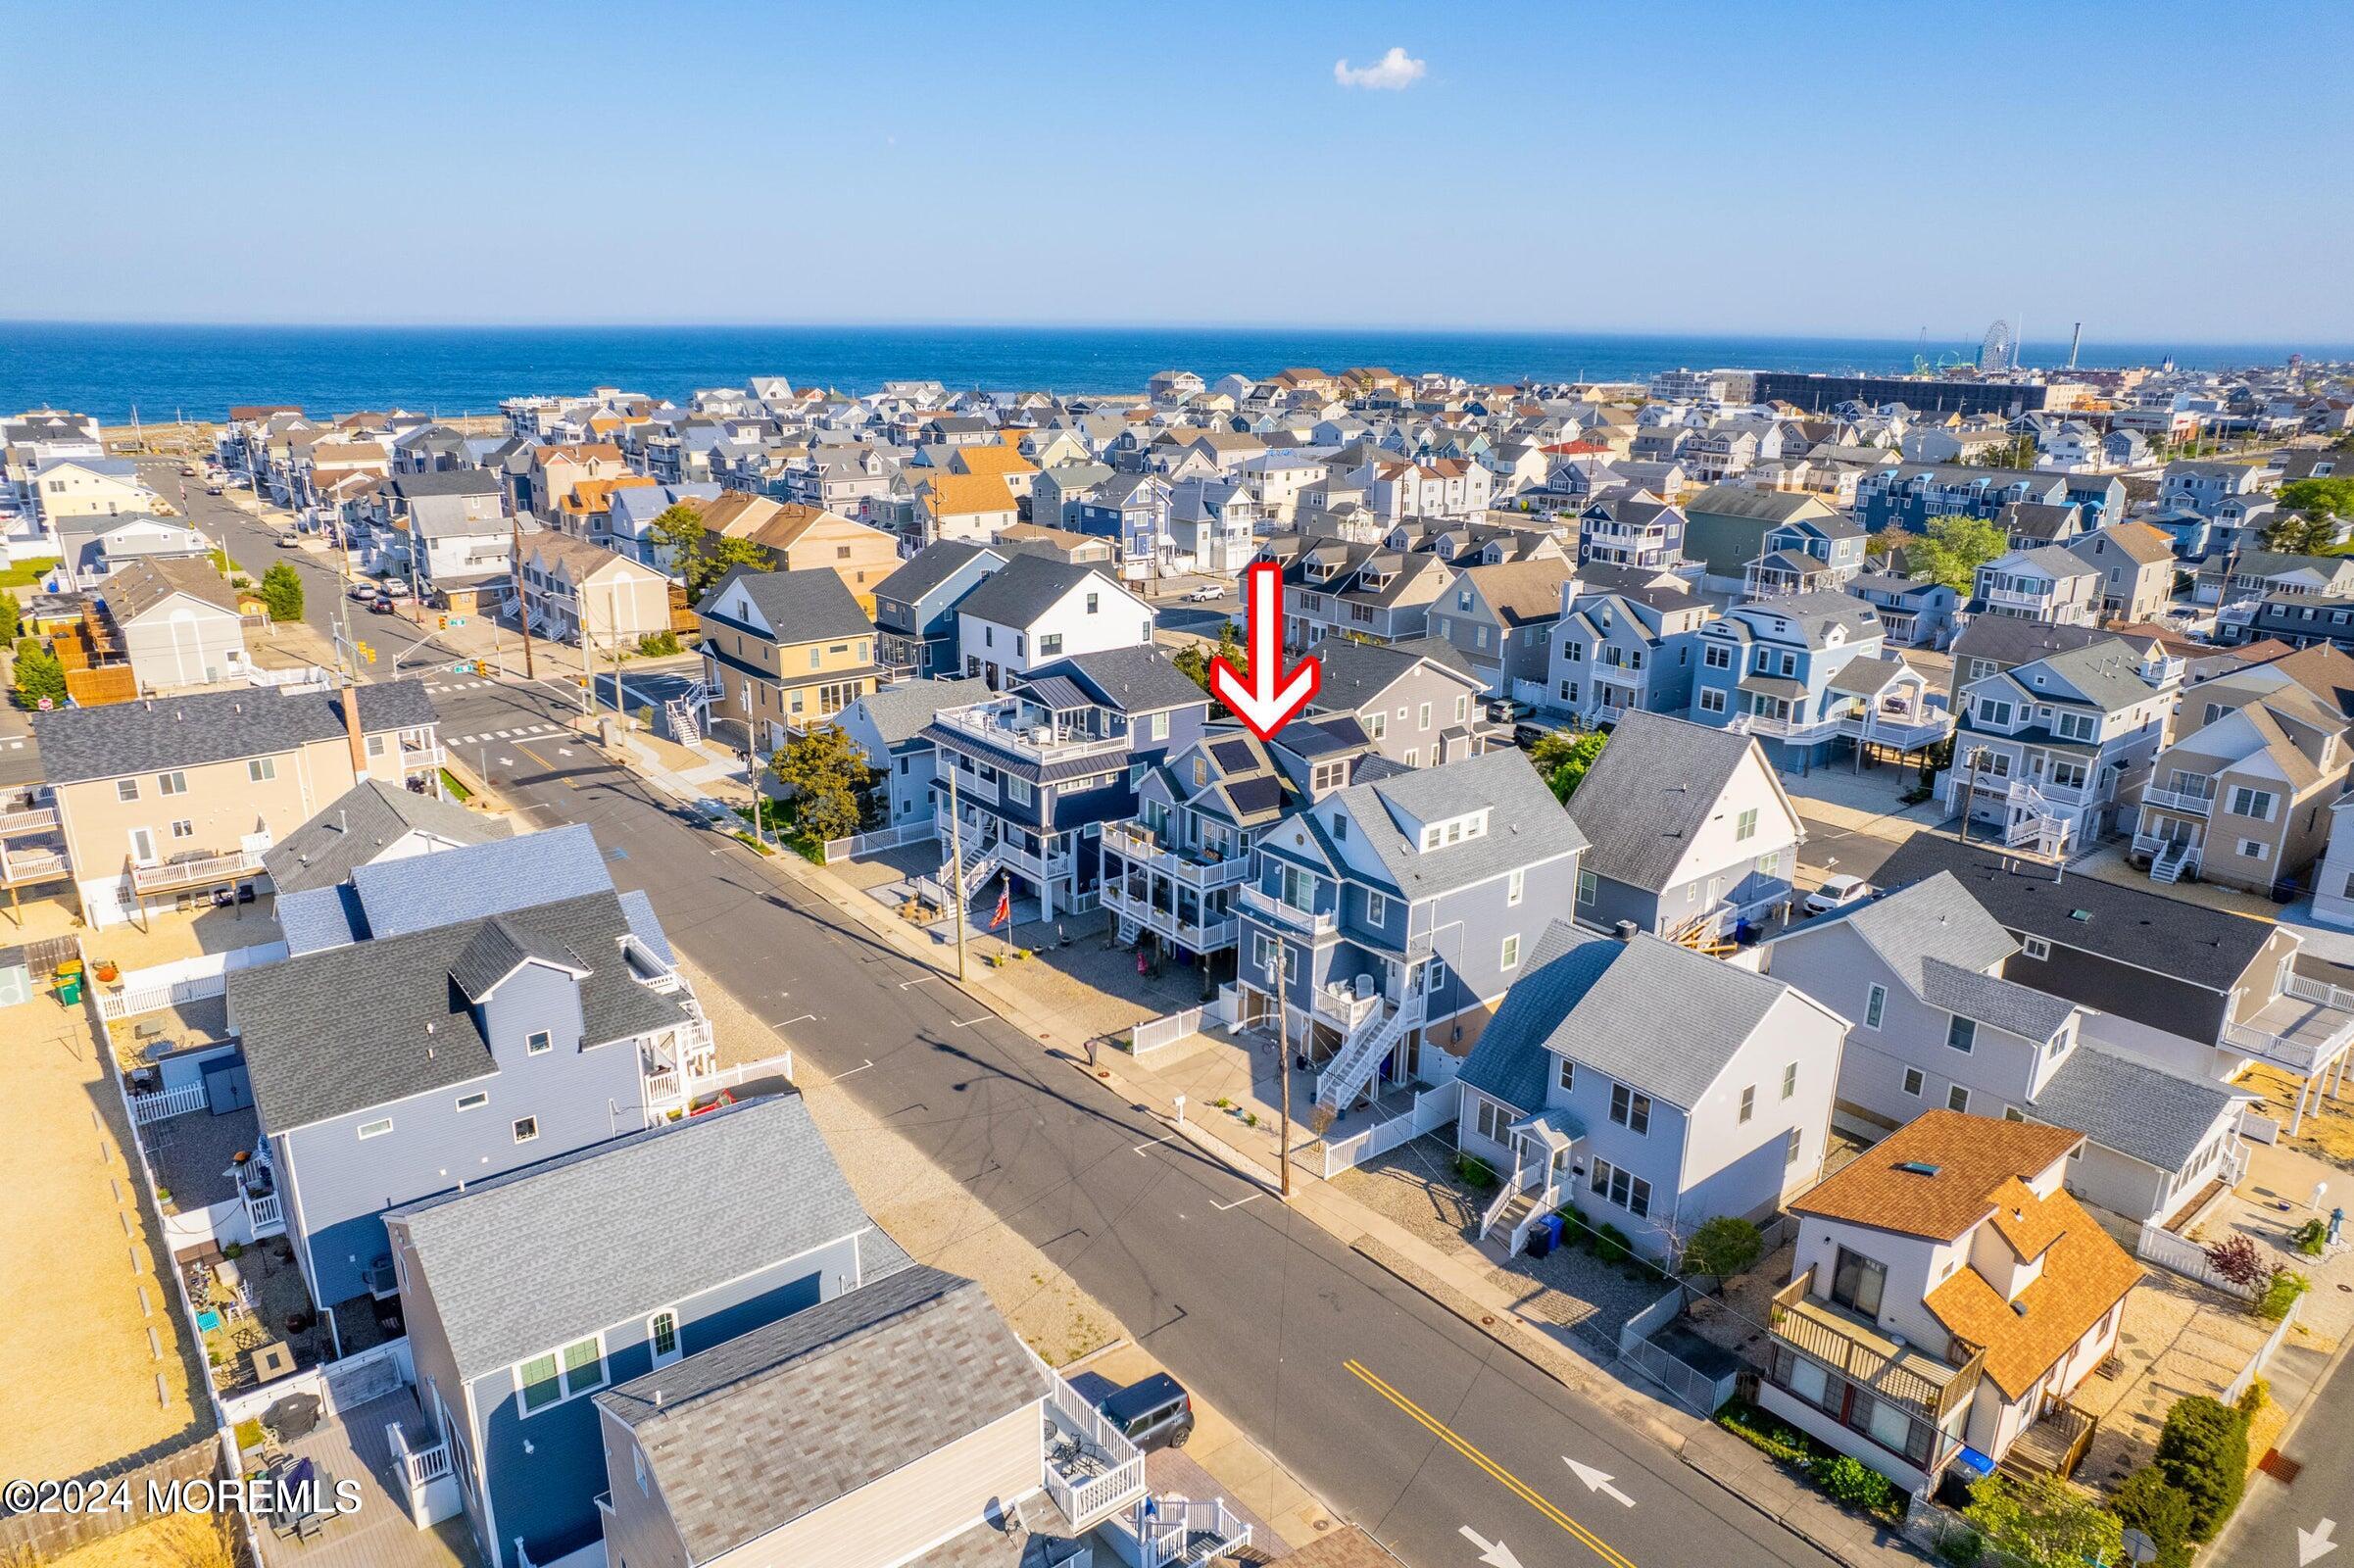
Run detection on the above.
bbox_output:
[1545,1213,1566,1250]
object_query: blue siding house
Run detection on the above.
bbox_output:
[1236,748,1590,1113]
[869,541,1006,678]
[387,1095,902,1568]
[924,646,1209,923]
[1688,592,1952,768]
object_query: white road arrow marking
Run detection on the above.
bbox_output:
[1457,1525,1525,1568]
[2302,1517,2339,1566]
[1564,1458,1636,1507]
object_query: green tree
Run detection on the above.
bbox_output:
[2279,476,2354,521]
[1529,727,1607,803]
[1961,1472,2124,1568]
[0,589,20,644]
[11,636,66,709]
[2263,512,2338,556]
[1172,622,1249,693]
[651,502,711,585]
[259,562,305,624]
[767,721,878,844]
[1680,1216,1764,1281]
[2152,1394,2247,1541]
[2111,1467,2195,1568]
[690,535,771,600]
[1908,514,2010,592]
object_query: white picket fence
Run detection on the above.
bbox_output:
[1322,1081,1461,1178]
[2225,1290,2304,1404]
[2135,1222,2258,1300]
[94,942,287,1022]
[820,819,937,863]
[1132,1006,1207,1057]
[128,1083,209,1125]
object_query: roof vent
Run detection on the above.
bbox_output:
[2010,1298,2031,1317]
[1895,1160,1941,1176]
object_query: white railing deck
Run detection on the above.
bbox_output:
[1102,882,1240,955]
[129,1083,208,1124]
[1037,1355,1148,1529]
[244,1189,284,1237]
[0,804,60,835]
[820,818,938,863]
[129,847,264,895]
[934,704,1129,761]
[2140,784,2215,816]
[1137,1496,1251,1568]
[1100,823,1252,888]
[1,846,69,886]
[1236,882,1338,935]
[2284,972,2354,1012]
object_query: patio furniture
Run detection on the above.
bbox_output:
[250,1342,297,1383]
[195,1309,221,1333]
[264,1392,320,1442]
[133,1020,165,1042]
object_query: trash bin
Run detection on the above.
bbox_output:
[1545,1213,1566,1250]
[1527,1222,1555,1259]
[55,975,82,1006]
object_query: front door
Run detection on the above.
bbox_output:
[127,827,157,866]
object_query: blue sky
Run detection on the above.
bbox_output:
[4,2,2348,341]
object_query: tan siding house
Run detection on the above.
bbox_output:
[695,568,880,751]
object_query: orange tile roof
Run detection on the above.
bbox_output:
[1983,1177,2067,1261]
[1925,1186,2141,1399]
[1790,1109,2084,1242]
[950,445,1038,479]
[921,472,1017,516]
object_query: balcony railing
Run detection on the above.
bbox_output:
[399,742,445,771]
[129,847,265,896]
[1236,882,1338,936]
[2140,784,2215,816]
[1036,1351,1147,1531]
[0,804,61,836]
[1101,822,1251,889]
[0,845,68,887]
[934,704,1129,762]
[1100,880,1239,954]
[1839,704,1954,749]
[1311,982,1383,1035]
[2010,775,2096,810]
[1769,1268,1984,1422]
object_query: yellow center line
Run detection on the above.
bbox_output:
[1344,1358,1638,1568]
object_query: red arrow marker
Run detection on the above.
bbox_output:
[1210,560,1320,741]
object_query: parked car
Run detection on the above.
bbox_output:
[348,580,379,602]
[1489,698,1532,723]
[380,578,413,600]
[1096,1373,1194,1451]
[1511,716,1570,751]
[275,532,301,548]
[1803,873,1873,916]
[1184,586,1225,604]
[178,464,198,476]
[368,594,396,614]
[204,480,225,495]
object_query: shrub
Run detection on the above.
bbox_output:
[2111,1466,2195,1568]
[2236,1377,2270,1421]
[1594,1222,1632,1265]
[2153,1394,2246,1542]
[2204,1233,2269,1291]
[2292,1218,2327,1256]
[1933,1526,1983,1567]
[2255,1267,2310,1322]
[1714,1397,1814,1465]
[1454,1153,1496,1190]
[1811,1453,1899,1517]
[1964,1472,2124,1568]
[637,630,681,657]
[1681,1215,1764,1280]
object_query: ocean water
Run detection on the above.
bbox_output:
[0,321,2326,424]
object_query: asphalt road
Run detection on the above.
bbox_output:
[2211,1336,2349,1568]
[430,675,1831,1568]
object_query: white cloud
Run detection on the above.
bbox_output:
[1333,47,1426,90]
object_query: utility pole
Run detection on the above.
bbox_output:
[577,585,595,720]
[511,514,535,681]
[1276,931,1293,1200]
[741,680,766,853]
[945,761,969,981]
[609,580,626,718]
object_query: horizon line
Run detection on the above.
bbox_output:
[0,318,2338,353]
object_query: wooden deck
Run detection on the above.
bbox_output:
[2001,1398,2096,1481]
[255,1392,478,1568]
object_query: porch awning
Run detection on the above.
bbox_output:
[1511,1106,1586,1152]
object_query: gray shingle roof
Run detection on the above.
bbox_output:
[1037,645,1202,714]
[596,1266,1044,1563]
[347,823,613,940]
[1458,922,1792,1111]
[851,677,991,749]
[953,552,1105,627]
[1314,748,1589,901]
[96,556,238,620]
[1308,639,1484,710]
[31,679,437,785]
[701,567,873,644]
[230,888,683,1134]
[2029,1044,2245,1172]
[872,541,1003,607]
[1567,712,1762,894]
[450,915,587,1002]
[391,1096,876,1380]
[1918,956,2077,1042]
[263,779,513,896]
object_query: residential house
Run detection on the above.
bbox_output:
[1853,466,2075,536]
[994,521,1117,568]
[1679,486,1839,594]
[1269,537,1451,650]
[1236,748,1591,1109]
[1939,636,2179,852]
[388,1095,900,1568]
[608,481,721,570]
[912,471,1021,548]
[1761,873,2248,1232]
[506,443,631,521]
[1425,559,1574,699]
[926,647,1207,922]
[2160,459,2267,515]
[1030,462,1116,530]
[1872,835,2353,1128]
[835,676,992,829]
[30,679,443,926]
[869,541,1006,678]
[2131,645,2354,891]
[261,777,513,901]
[694,494,901,611]
[1547,568,1717,726]
[1742,514,1869,600]
[1104,714,1381,963]
[1996,502,2086,551]
[1165,476,1260,574]
[1303,638,1496,767]
[1968,547,2103,625]
[1847,573,1962,651]
[1690,593,1951,768]
[1565,712,1803,944]
[1576,496,1686,570]
[1943,618,2140,711]
[2067,522,2177,625]
[1453,919,1847,1260]
[954,555,1153,690]
[1758,1111,2139,1493]
[377,470,511,611]
[88,556,250,691]
[1072,473,1175,581]
[696,568,881,751]
[29,455,154,526]
[53,511,210,591]
[517,535,674,650]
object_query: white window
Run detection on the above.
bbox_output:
[358,1117,394,1139]
[1507,869,1524,906]
[1901,1067,1924,1098]
[1608,1082,1650,1135]
[116,778,139,802]
[1946,1016,1977,1054]
[1864,983,1887,1030]
[648,1309,681,1368]
[248,756,277,783]
[158,770,187,796]
[1557,1058,1575,1093]
[1781,1062,1797,1101]
[366,734,387,758]
[1785,1127,1804,1166]
[2022,936,2050,960]
[2230,786,2277,821]
[1365,890,1388,926]
[1418,703,1432,730]
[1739,1085,1755,1124]
[1365,710,1386,740]
[1005,776,1033,805]
[1577,867,1596,906]
[1500,934,1521,971]
[456,1092,488,1111]
[1150,712,1170,741]
[1698,688,1727,714]
[2239,839,2270,861]
[513,1116,540,1143]
[518,1336,607,1415]
[1947,1085,1971,1113]
[1703,643,1731,669]
[170,819,194,840]
[526,1030,552,1055]
[1735,807,1758,843]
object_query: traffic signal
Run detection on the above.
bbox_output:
[438,614,449,630]
[365,648,377,663]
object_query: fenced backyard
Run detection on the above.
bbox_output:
[1322,1081,1461,1178]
